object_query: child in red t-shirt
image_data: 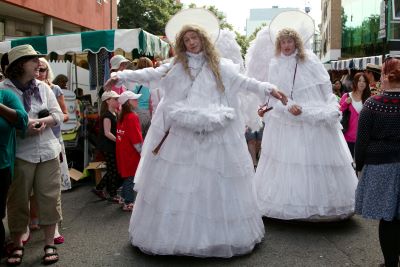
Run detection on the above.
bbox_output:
[116,91,143,211]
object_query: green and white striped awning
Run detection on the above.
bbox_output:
[0,29,170,59]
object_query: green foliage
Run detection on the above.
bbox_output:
[118,0,183,35]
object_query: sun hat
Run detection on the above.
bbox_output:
[101,90,120,101]
[118,91,141,105]
[110,55,130,70]
[8,44,46,66]
[165,8,220,44]
[365,63,381,74]
[269,10,315,46]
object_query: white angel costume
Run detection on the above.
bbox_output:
[114,50,276,257]
[246,13,358,221]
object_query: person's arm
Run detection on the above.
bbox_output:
[104,62,171,91]
[127,114,143,154]
[339,93,350,112]
[0,91,28,130]
[354,107,374,172]
[0,91,29,131]
[103,117,116,142]
[231,72,287,105]
[56,94,69,122]
[35,84,63,128]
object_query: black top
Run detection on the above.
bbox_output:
[97,110,117,153]
[355,91,400,171]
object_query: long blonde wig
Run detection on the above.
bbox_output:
[174,24,224,92]
[275,28,306,62]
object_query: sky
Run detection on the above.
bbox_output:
[179,0,322,34]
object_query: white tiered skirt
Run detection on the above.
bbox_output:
[254,111,358,221]
[129,122,265,257]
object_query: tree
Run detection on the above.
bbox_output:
[118,0,183,35]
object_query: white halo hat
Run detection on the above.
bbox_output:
[269,10,315,45]
[165,8,220,43]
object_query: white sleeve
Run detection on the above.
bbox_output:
[231,73,277,101]
[115,63,171,88]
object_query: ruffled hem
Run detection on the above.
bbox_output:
[254,154,358,220]
[129,198,264,257]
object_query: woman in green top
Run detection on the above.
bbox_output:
[0,89,28,258]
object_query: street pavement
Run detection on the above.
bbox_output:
[1,179,384,267]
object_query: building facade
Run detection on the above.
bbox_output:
[319,0,342,63]
[0,0,117,40]
[245,7,299,37]
[341,0,383,58]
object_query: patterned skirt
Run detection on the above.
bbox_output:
[355,162,400,220]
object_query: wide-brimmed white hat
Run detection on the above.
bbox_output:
[110,55,130,70]
[8,44,46,66]
[269,10,315,46]
[165,8,220,43]
[101,90,120,101]
[118,91,141,105]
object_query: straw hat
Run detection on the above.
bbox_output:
[366,63,381,74]
[8,44,46,66]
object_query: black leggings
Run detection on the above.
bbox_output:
[0,167,11,258]
[379,219,400,267]
[96,151,121,197]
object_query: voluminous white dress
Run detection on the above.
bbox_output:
[254,51,358,221]
[115,52,274,257]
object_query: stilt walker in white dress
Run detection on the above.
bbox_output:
[247,11,358,221]
[104,8,288,257]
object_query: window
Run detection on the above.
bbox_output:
[393,0,400,20]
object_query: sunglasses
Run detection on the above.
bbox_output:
[39,68,48,72]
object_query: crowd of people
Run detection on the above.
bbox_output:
[0,8,399,267]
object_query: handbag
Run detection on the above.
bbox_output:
[340,93,351,133]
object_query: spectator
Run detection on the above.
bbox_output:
[0,89,28,259]
[110,55,129,94]
[354,56,400,267]
[52,74,68,90]
[93,91,122,202]
[365,63,382,95]
[332,79,344,99]
[1,44,63,265]
[132,57,153,138]
[340,72,371,158]
[36,57,69,244]
[116,91,143,211]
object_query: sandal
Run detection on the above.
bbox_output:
[6,246,24,266]
[108,195,123,204]
[122,203,134,211]
[42,245,59,265]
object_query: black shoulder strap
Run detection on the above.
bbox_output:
[136,85,143,94]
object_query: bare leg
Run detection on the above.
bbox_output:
[43,224,56,246]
